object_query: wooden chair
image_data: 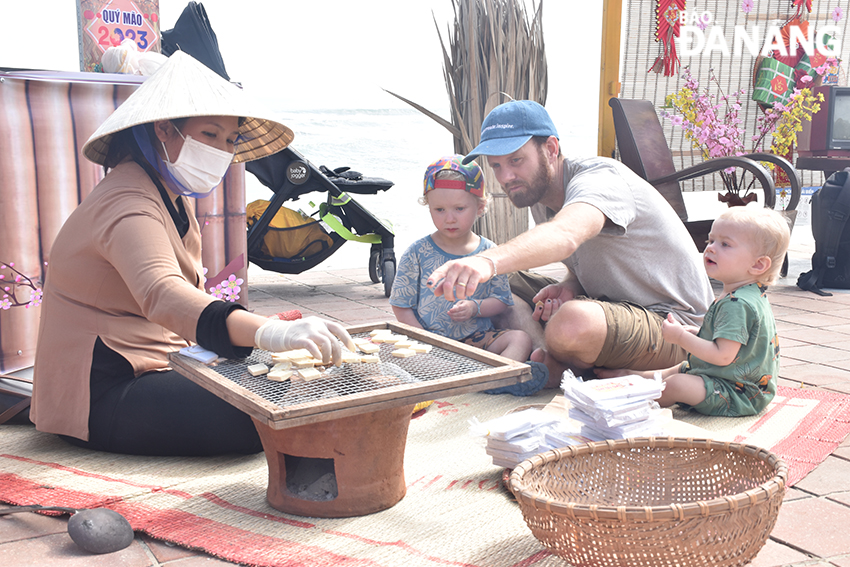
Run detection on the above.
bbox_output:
[608,98,801,267]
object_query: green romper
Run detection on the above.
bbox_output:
[681,283,779,416]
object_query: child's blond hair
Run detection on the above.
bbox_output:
[716,206,791,285]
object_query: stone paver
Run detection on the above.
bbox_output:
[141,535,199,563]
[830,491,850,507]
[781,344,850,364]
[748,539,812,567]
[823,323,850,336]
[793,456,850,496]
[824,382,850,395]
[777,326,850,344]
[783,487,812,502]
[770,497,850,558]
[0,532,151,567]
[831,554,850,567]
[778,364,850,386]
[777,313,850,328]
[0,508,68,543]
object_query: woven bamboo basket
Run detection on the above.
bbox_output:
[509,437,787,567]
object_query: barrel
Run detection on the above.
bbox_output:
[70,81,117,200]
[196,181,227,281]
[0,77,42,373]
[0,70,244,372]
[29,80,80,261]
[223,164,248,306]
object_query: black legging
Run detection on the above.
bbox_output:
[61,338,262,456]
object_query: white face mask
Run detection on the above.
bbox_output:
[161,126,235,195]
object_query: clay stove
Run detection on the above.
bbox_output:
[170,322,530,518]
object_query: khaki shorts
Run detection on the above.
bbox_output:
[508,270,558,308]
[507,271,686,370]
[594,299,687,370]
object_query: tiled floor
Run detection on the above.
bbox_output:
[2,228,850,566]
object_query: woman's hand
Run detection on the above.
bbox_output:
[254,316,354,365]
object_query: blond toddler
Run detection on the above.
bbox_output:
[603,206,791,416]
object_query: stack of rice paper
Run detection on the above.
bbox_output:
[561,371,668,440]
[470,408,590,468]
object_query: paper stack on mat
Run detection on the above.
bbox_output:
[561,371,668,440]
[470,407,592,468]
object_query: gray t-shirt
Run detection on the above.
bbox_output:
[531,156,713,326]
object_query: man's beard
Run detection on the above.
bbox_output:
[504,157,552,208]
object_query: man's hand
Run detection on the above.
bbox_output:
[531,283,575,322]
[426,256,495,301]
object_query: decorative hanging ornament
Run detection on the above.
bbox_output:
[773,0,812,67]
[793,0,813,13]
[650,0,687,77]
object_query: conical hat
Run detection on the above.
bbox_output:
[82,51,293,165]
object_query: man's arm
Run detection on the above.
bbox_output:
[427,202,606,301]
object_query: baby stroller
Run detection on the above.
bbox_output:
[162,2,397,295]
[245,148,397,296]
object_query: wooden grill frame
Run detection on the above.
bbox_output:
[169,321,531,429]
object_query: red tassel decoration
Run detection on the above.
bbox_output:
[650,0,686,77]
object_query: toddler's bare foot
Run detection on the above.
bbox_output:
[530,348,573,389]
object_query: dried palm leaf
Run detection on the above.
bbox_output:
[385,0,547,243]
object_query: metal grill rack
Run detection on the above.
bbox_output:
[213,337,489,407]
[170,322,530,429]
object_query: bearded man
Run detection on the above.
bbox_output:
[426,100,713,389]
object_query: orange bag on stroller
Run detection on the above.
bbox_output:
[246,200,334,259]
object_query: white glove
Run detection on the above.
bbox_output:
[254,316,354,365]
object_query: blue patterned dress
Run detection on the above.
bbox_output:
[389,235,514,341]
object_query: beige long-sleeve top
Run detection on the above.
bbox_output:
[31,161,217,440]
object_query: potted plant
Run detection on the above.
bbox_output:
[662,64,832,212]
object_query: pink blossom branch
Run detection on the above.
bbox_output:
[0,262,44,310]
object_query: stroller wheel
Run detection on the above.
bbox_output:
[382,259,395,298]
[368,250,381,284]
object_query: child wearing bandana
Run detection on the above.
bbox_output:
[389,155,548,395]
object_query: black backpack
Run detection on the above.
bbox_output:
[797,168,850,296]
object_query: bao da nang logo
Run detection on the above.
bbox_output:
[677,10,842,57]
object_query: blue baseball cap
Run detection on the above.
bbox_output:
[462,100,558,165]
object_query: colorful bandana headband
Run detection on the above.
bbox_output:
[423,155,484,198]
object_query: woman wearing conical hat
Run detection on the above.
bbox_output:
[32,52,354,456]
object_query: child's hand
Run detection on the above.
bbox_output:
[447,300,476,322]
[661,313,686,345]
